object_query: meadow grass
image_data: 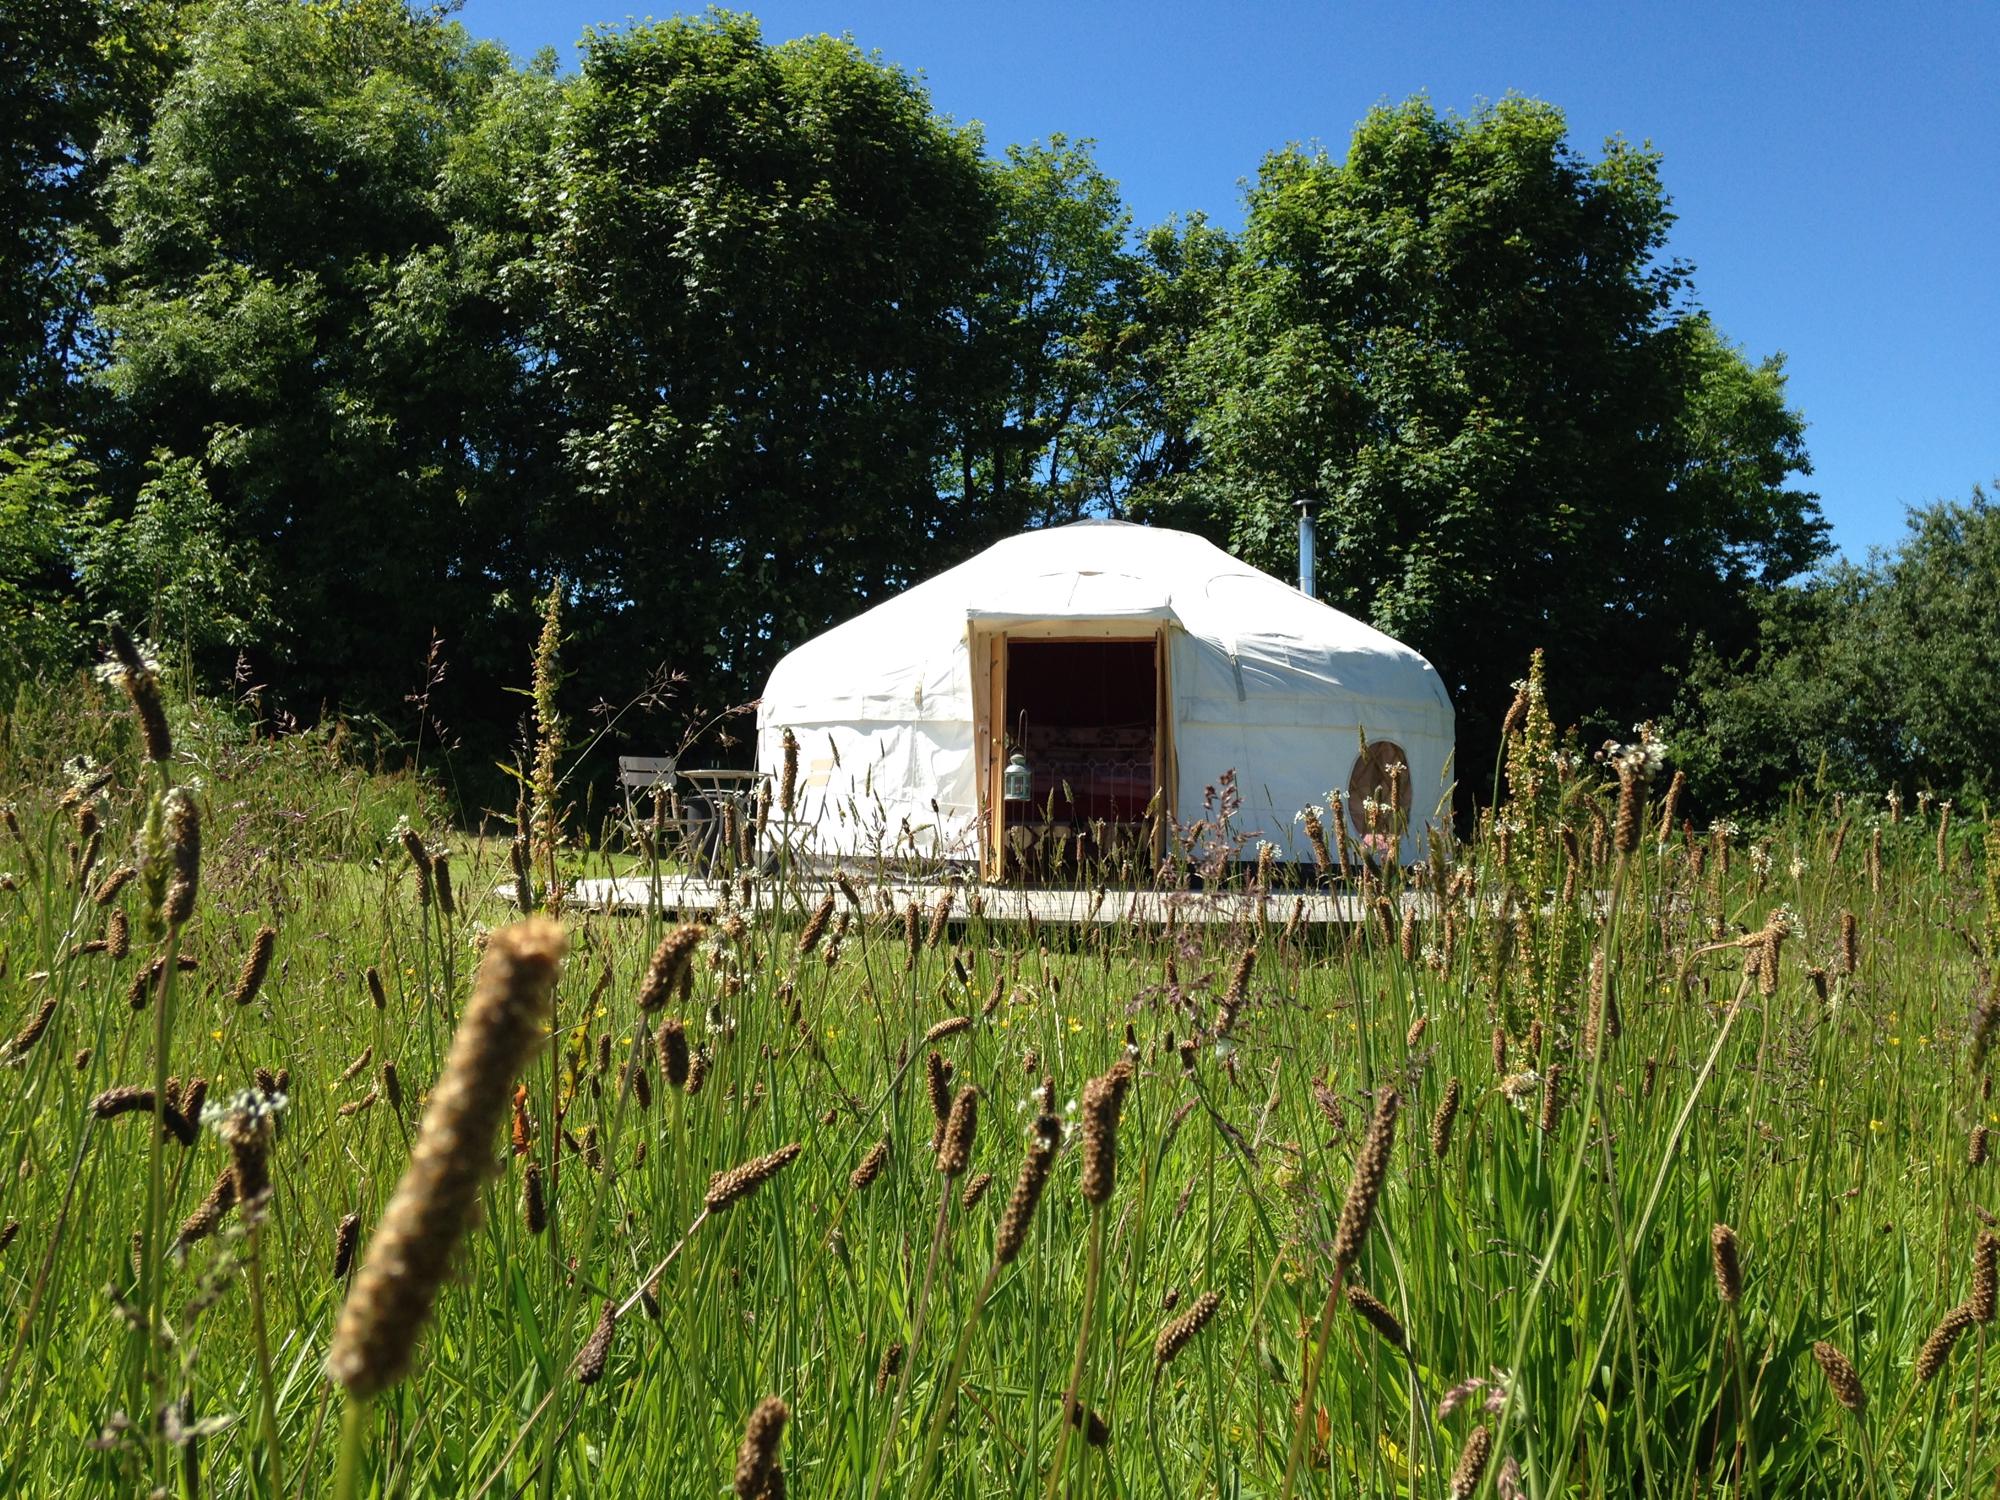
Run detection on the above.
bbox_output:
[0,677,1995,1498]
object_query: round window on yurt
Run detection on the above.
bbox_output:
[1346,740,1412,838]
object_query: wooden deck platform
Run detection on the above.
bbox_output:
[558,875,1386,925]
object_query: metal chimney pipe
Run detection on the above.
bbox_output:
[1295,499,1318,598]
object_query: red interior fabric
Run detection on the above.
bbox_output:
[1004,639,1157,823]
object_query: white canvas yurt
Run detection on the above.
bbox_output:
[754,520,1453,873]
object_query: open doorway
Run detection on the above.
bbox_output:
[1000,636,1160,875]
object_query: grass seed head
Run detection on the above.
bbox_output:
[938,1086,979,1176]
[960,1170,993,1208]
[1154,1289,1222,1369]
[734,1395,789,1498]
[779,728,799,819]
[1224,946,1255,1009]
[1614,767,1642,855]
[1585,951,1620,1054]
[1711,1223,1743,1304]
[1971,985,2000,1071]
[510,835,534,911]
[214,1087,280,1203]
[162,788,199,927]
[925,1049,951,1124]
[399,829,433,906]
[230,926,276,1007]
[1302,805,1332,873]
[575,1299,617,1386]
[1658,769,1685,841]
[91,1085,194,1146]
[1813,1340,1866,1413]
[637,925,703,1012]
[1345,1284,1406,1349]
[706,1143,802,1213]
[1079,1066,1129,1207]
[333,1212,360,1279]
[1449,1424,1493,1500]
[1914,1304,1973,1382]
[1430,1079,1462,1158]
[175,1165,238,1249]
[1972,1232,1996,1324]
[523,1160,547,1235]
[6,994,57,1059]
[328,917,563,1398]
[1539,1064,1563,1135]
[850,1139,888,1193]
[875,1341,903,1396]
[106,622,172,762]
[796,893,835,956]
[1333,1087,1398,1270]
[625,1057,651,1110]
[1066,1402,1110,1447]
[996,1115,1063,1265]
[93,865,136,906]
[657,1016,690,1091]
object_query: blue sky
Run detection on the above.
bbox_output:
[460,0,1998,560]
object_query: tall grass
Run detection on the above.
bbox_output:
[0,666,1993,1497]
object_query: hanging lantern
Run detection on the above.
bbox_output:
[1003,752,1033,803]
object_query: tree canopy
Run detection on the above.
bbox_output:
[1669,484,2000,809]
[8,5,1943,817]
[1130,97,1827,781]
[85,0,564,735]
[539,13,1008,701]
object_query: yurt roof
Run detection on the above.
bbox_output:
[760,520,1449,725]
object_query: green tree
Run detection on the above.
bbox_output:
[77,448,273,653]
[949,136,1139,526]
[1136,96,1827,781]
[0,432,271,701]
[0,431,99,696]
[89,0,564,729]
[539,12,1015,706]
[1117,213,1235,505]
[0,0,183,419]
[1672,485,2000,808]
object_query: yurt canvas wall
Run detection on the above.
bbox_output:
[755,521,1453,871]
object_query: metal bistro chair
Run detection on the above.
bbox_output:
[617,755,683,849]
[676,766,760,876]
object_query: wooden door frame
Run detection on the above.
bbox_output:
[969,622,1174,880]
